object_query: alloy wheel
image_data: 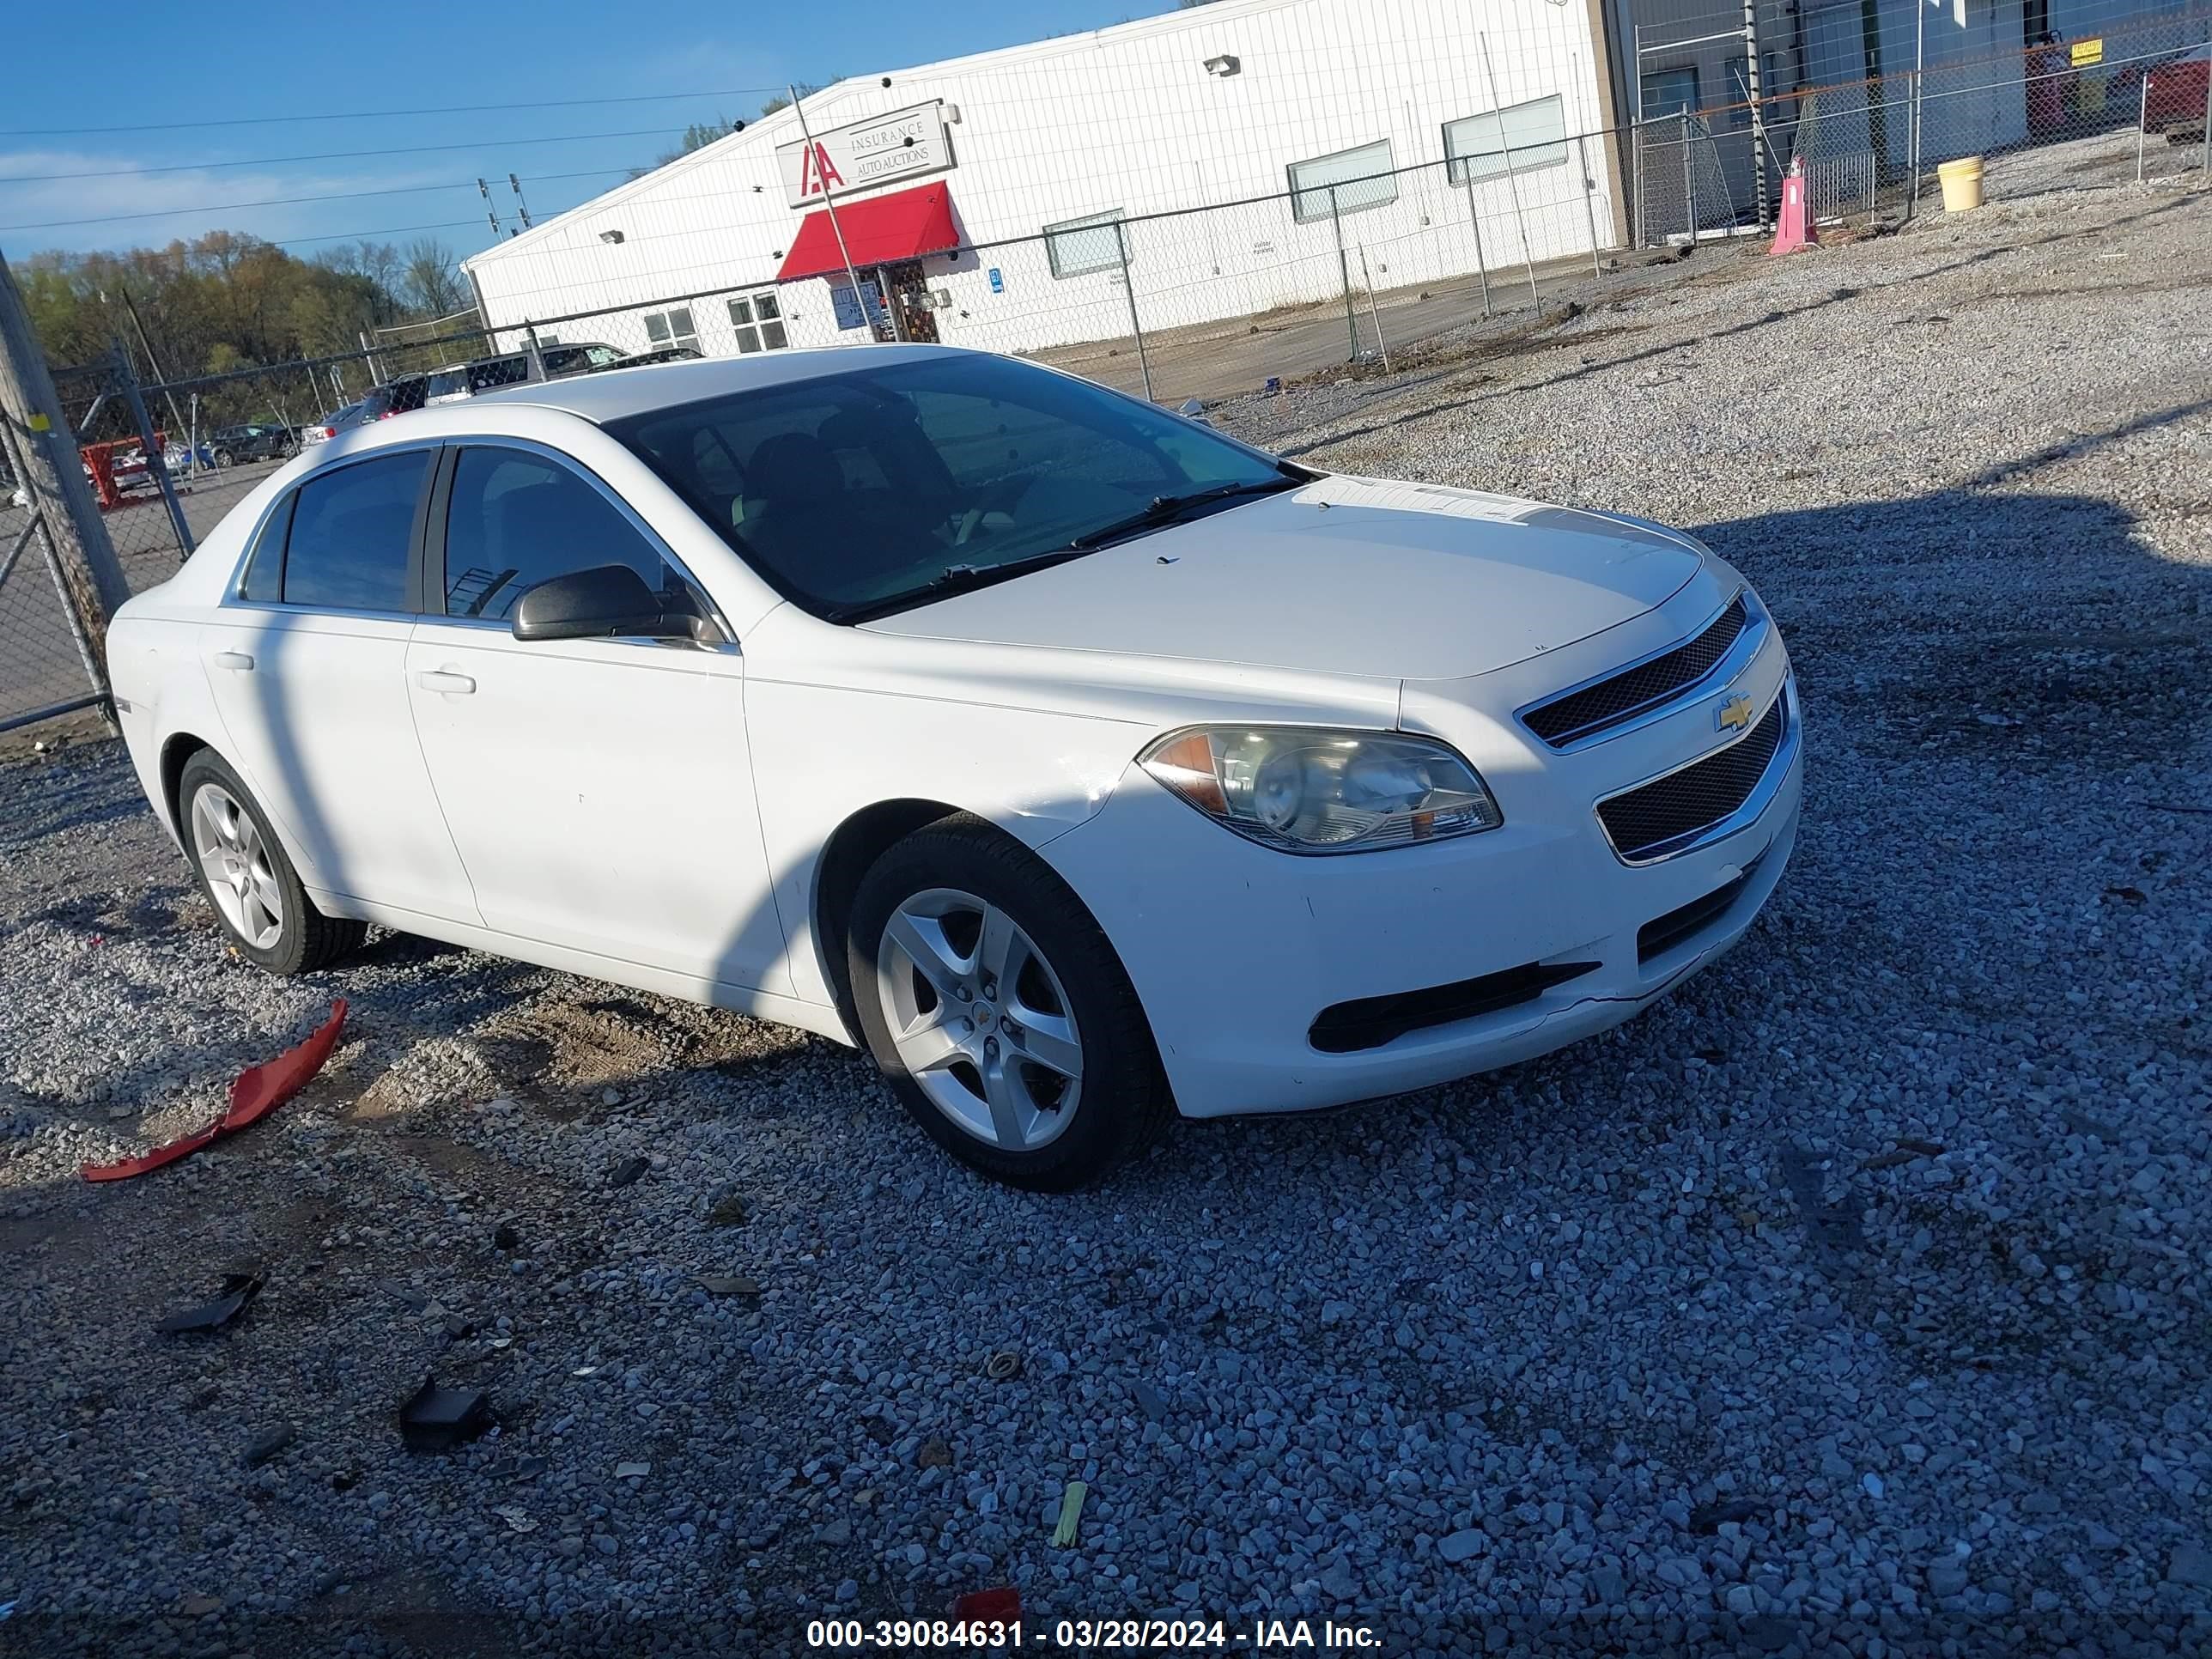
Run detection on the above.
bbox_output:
[189,783,285,951]
[874,887,1084,1152]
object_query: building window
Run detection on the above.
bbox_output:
[727,293,787,353]
[1042,210,1129,279]
[1444,94,1569,184]
[644,307,699,352]
[1639,67,1701,121]
[1287,138,1397,224]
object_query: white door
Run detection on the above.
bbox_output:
[203,446,482,925]
[404,443,790,994]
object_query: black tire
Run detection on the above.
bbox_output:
[177,750,366,976]
[213,450,235,469]
[845,814,1170,1190]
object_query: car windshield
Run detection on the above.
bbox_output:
[608,355,1302,621]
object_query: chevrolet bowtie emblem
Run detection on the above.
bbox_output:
[1716,694,1755,732]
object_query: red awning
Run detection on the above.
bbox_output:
[776,182,958,282]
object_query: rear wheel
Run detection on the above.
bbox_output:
[213,449,235,469]
[179,750,365,975]
[846,816,1170,1189]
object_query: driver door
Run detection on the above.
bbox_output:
[404,442,791,996]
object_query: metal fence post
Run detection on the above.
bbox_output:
[112,343,196,561]
[2137,75,2149,184]
[1632,122,1646,247]
[1115,223,1154,403]
[1743,0,1771,229]
[1681,112,1698,246]
[1357,247,1392,372]
[2203,30,2211,176]
[1330,185,1358,361]
[1577,132,1603,279]
[1462,173,1494,317]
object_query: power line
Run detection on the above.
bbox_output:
[0,182,483,233]
[0,126,735,185]
[0,87,813,139]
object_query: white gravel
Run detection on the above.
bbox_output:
[2,177,2209,1657]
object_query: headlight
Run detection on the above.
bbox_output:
[1139,726,1502,854]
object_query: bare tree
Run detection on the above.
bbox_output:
[401,239,469,319]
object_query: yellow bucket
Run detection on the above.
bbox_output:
[1938,155,1984,212]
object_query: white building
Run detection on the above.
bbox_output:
[463,0,1627,367]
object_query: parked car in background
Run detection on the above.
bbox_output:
[620,344,705,368]
[425,367,473,406]
[210,424,296,466]
[300,411,345,447]
[106,345,1801,1188]
[2146,45,2209,140]
[540,341,629,378]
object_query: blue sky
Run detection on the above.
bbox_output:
[0,0,1157,264]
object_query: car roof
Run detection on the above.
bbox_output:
[467,343,970,424]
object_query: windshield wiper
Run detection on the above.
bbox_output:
[1066,476,1303,549]
[830,548,1095,623]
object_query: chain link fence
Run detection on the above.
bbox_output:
[4,6,2205,740]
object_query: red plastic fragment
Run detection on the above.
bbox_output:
[950,1588,1022,1623]
[82,1000,347,1182]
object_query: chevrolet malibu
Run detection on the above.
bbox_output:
[107,346,1801,1188]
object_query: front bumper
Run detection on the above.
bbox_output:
[1039,666,1803,1120]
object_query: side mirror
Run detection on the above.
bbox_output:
[511,564,694,642]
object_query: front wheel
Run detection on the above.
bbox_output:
[179,750,365,975]
[846,815,1170,1189]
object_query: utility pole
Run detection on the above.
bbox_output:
[789,85,871,341]
[0,250,132,671]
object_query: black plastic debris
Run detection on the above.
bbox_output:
[155,1270,264,1335]
[1687,1498,1763,1534]
[398,1377,494,1451]
[607,1156,650,1188]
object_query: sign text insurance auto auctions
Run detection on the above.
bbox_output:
[775,102,955,208]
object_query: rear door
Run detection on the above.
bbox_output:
[202,445,483,925]
[404,441,789,994]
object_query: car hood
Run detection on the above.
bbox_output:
[862,476,1705,681]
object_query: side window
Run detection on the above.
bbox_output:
[278,450,431,612]
[441,447,674,623]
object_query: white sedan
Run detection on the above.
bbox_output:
[106,346,1801,1188]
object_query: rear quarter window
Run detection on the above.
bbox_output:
[274,450,433,612]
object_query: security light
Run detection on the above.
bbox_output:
[599,229,625,245]
[1202,54,1241,77]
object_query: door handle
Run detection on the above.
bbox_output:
[416,669,477,696]
[214,650,255,672]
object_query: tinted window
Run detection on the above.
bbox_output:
[279,450,430,611]
[239,492,295,603]
[610,355,1289,618]
[441,447,672,623]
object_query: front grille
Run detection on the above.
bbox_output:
[1310,959,1600,1054]
[1598,697,1786,861]
[1637,853,1765,963]
[1524,596,1749,746]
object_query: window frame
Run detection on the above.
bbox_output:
[419,437,733,647]
[643,307,701,352]
[1286,138,1398,225]
[1042,209,1129,280]
[1639,65,1701,122]
[224,441,442,618]
[1443,94,1570,185]
[726,291,789,354]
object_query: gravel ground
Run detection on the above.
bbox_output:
[2,177,2209,1659]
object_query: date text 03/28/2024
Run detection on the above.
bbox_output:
[805,1616,1384,1650]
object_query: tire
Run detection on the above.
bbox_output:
[214,450,235,469]
[178,750,365,976]
[846,814,1170,1190]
